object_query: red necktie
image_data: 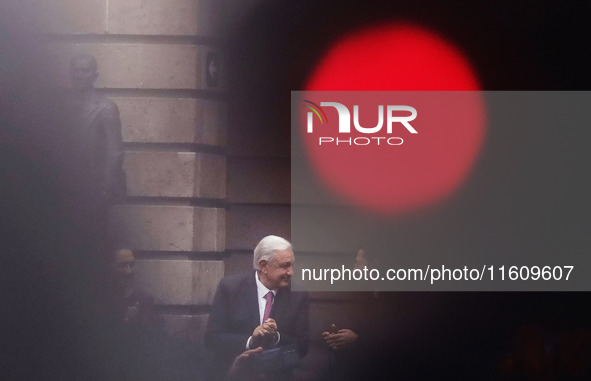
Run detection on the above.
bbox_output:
[262,291,274,322]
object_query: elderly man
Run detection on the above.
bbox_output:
[206,235,309,378]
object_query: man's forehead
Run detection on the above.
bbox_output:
[273,248,293,262]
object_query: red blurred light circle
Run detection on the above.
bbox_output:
[302,23,485,214]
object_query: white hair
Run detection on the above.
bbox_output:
[253,235,293,270]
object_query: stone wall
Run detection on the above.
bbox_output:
[39,0,227,347]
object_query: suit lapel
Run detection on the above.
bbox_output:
[244,272,261,327]
[270,286,289,325]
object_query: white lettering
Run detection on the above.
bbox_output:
[353,105,383,133]
[353,137,370,145]
[387,105,418,134]
[320,102,351,133]
[387,137,404,145]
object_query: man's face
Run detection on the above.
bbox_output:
[260,248,293,290]
[69,57,98,90]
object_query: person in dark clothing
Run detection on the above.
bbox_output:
[112,248,158,328]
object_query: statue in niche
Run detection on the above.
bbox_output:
[64,53,126,210]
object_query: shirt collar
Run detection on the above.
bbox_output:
[255,271,277,300]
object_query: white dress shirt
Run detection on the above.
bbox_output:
[246,272,280,349]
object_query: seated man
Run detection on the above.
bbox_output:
[206,235,309,378]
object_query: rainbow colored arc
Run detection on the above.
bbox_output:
[302,100,328,124]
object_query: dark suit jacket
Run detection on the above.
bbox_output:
[205,272,309,368]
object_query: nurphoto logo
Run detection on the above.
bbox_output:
[302,100,417,146]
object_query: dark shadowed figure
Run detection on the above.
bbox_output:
[112,248,158,329]
[54,54,125,234]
